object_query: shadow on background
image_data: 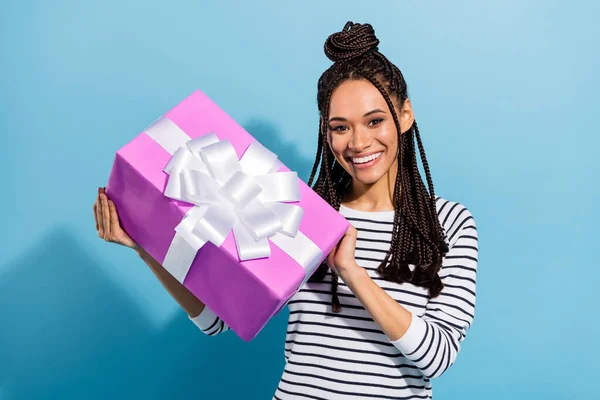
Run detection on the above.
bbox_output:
[0,225,289,400]
[0,226,164,399]
[0,119,313,400]
[244,118,316,182]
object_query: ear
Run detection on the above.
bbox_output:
[399,98,415,134]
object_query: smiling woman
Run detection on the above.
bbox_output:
[93,19,479,400]
[184,21,478,400]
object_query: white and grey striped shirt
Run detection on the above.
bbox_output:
[191,197,479,399]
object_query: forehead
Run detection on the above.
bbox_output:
[328,80,387,117]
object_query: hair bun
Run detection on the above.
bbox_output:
[324,21,380,63]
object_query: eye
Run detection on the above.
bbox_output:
[368,118,384,127]
[328,125,348,132]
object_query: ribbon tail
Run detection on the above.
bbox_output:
[254,171,301,203]
[193,204,237,247]
[233,221,271,261]
[266,203,303,237]
[239,141,279,176]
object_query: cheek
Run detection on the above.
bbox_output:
[328,136,347,159]
[380,127,399,153]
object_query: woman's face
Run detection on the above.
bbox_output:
[326,79,414,187]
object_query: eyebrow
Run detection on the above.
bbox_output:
[328,108,387,123]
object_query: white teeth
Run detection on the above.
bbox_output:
[352,152,382,164]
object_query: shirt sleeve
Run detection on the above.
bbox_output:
[189,305,231,336]
[390,205,478,378]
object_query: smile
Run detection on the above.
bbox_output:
[351,152,382,165]
[349,151,384,170]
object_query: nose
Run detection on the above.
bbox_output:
[348,127,371,153]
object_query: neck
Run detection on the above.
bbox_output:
[342,158,399,212]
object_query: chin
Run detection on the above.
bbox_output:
[352,173,385,186]
[348,166,388,185]
[353,166,393,186]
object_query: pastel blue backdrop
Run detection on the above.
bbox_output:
[1,1,598,399]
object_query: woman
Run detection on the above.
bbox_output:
[93,22,478,400]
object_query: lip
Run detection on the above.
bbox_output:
[348,151,384,170]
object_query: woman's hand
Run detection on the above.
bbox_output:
[326,225,364,282]
[93,187,138,250]
[93,188,208,318]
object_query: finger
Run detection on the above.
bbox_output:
[343,225,357,240]
[348,225,357,238]
[93,202,99,231]
[97,196,105,238]
[108,200,121,234]
[101,194,111,241]
[344,226,358,248]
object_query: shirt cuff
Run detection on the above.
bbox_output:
[389,311,428,356]
[189,306,218,331]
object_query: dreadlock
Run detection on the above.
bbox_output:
[307,21,449,313]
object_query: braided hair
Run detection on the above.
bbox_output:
[307,22,449,313]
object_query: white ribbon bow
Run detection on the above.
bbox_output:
[145,117,322,284]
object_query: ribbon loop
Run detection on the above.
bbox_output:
[238,199,284,241]
[219,170,262,209]
[200,140,241,184]
[186,133,220,155]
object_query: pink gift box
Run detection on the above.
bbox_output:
[106,90,349,341]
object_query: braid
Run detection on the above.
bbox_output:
[308,21,449,313]
[307,72,346,312]
[414,121,447,248]
[307,120,324,187]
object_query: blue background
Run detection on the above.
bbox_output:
[1,1,598,399]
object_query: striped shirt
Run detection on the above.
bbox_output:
[190,197,479,399]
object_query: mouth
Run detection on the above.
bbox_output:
[349,151,383,170]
